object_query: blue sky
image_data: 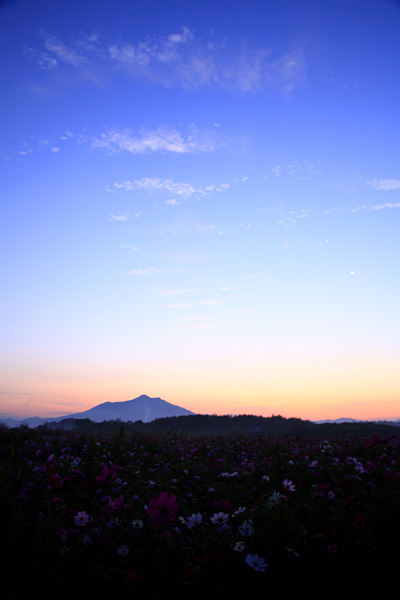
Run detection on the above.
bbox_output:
[1,0,399,420]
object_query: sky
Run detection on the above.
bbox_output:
[1,0,399,421]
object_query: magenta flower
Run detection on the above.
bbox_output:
[147,491,180,525]
[96,463,117,484]
[353,515,366,529]
[46,460,63,489]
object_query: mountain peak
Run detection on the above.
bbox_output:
[23,395,195,426]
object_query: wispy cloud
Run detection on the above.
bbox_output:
[108,29,304,92]
[268,160,322,180]
[121,244,139,251]
[91,126,215,155]
[372,203,400,210]
[367,179,400,191]
[13,125,216,161]
[113,176,231,201]
[109,214,129,222]
[31,29,305,94]
[34,33,88,68]
[277,208,313,226]
[115,177,198,197]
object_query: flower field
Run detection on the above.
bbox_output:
[1,425,399,598]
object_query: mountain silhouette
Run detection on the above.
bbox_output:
[0,395,195,427]
[62,394,195,423]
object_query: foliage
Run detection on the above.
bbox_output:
[38,412,400,437]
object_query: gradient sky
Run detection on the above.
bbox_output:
[1,0,399,421]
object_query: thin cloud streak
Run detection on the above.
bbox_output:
[32,29,305,94]
[372,203,400,210]
[91,126,216,155]
[367,179,400,191]
[113,176,231,200]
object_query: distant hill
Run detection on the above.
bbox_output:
[1,398,399,433]
[315,418,363,424]
[0,395,195,427]
[20,413,400,438]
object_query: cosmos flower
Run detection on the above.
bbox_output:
[187,513,202,528]
[96,463,118,484]
[147,491,180,525]
[131,519,143,529]
[210,512,229,526]
[233,541,245,552]
[239,519,254,536]
[282,479,296,492]
[245,554,267,572]
[267,491,281,507]
[74,511,90,526]
[46,459,63,489]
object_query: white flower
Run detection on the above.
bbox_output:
[245,554,267,572]
[210,512,229,526]
[131,519,143,529]
[267,492,281,507]
[262,475,270,482]
[239,519,254,536]
[282,479,296,492]
[187,513,202,528]
[233,541,245,552]
[234,506,246,515]
[74,511,90,526]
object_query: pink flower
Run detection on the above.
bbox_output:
[96,463,117,484]
[147,491,179,525]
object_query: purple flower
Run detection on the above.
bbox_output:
[74,511,90,526]
[282,478,296,492]
[245,554,267,572]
